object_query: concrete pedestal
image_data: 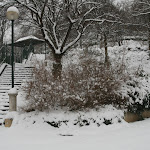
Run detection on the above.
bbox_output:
[8,92,18,112]
[5,88,18,127]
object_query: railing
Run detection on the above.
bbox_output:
[0,42,48,66]
[0,45,10,64]
[0,43,35,65]
[0,63,7,76]
[0,57,6,67]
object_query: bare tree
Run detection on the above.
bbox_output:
[0,3,8,46]
[94,0,122,64]
[131,0,150,50]
[14,0,113,78]
[0,3,8,63]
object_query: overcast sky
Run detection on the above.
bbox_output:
[113,0,133,5]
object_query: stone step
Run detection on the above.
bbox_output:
[0,102,9,105]
[0,78,32,80]
[0,119,4,125]
[0,78,32,81]
[2,72,32,74]
[0,90,14,93]
[0,89,10,91]
[0,84,21,87]
[0,63,33,125]
[0,81,23,83]
[0,93,9,96]
[0,115,4,119]
[0,96,9,98]
[5,69,33,71]
[1,75,32,77]
[0,106,9,110]
[0,110,8,115]
[0,102,9,106]
[3,71,33,73]
[0,98,9,101]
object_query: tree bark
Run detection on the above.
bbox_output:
[148,13,150,51]
[148,14,150,50]
[45,39,62,80]
[52,54,62,80]
[148,30,150,51]
[104,33,109,64]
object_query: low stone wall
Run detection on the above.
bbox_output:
[124,112,142,123]
[124,110,150,123]
[141,110,150,118]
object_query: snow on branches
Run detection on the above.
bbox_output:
[14,0,118,55]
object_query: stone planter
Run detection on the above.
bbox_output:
[141,109,150,118]
[5,119,13,127]
[124,112,142,123]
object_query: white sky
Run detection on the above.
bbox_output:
[113,0,133,4]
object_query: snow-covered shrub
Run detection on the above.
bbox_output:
[23,55,126,111]
[121,70,150,113]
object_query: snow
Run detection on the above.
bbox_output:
[113,0,133,5]
[83,40,150,107]
[4,112,18,120]
[0,63,7,75]
[22,40,150,110]
[1,40,150,149]
[8,88,18,95]
[0,118,150,150]
[0,2,4,6]
[4,24,22,44]
[5,105,124,128]
[16,35,42,42]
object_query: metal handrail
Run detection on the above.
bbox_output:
[21,43,34,63]
[0,57,6,67]
[0,45,6,65]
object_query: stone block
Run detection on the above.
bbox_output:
[141,110,150,118]
[5,119,13,127]
[124,112,142,123]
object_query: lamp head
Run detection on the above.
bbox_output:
[6,6,19,21]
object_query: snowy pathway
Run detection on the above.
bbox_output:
[0,119,150,150]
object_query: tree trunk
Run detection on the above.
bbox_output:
[44,38,63,80]
[52,54,62,80]
[104,33,109,64]
[148,14,150,50]
[79,38,82,49]
[99,35,103,49]
[149,28,150,51]
[149,14,150,51]
[118,40,121,46]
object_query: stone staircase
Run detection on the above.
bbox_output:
[0,63,33,125]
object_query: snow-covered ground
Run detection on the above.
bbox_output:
[1,40,150,149]
[0,118,150,150]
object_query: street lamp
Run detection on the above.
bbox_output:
[6,6,19,88]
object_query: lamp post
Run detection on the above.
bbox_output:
[6,6,19,88]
